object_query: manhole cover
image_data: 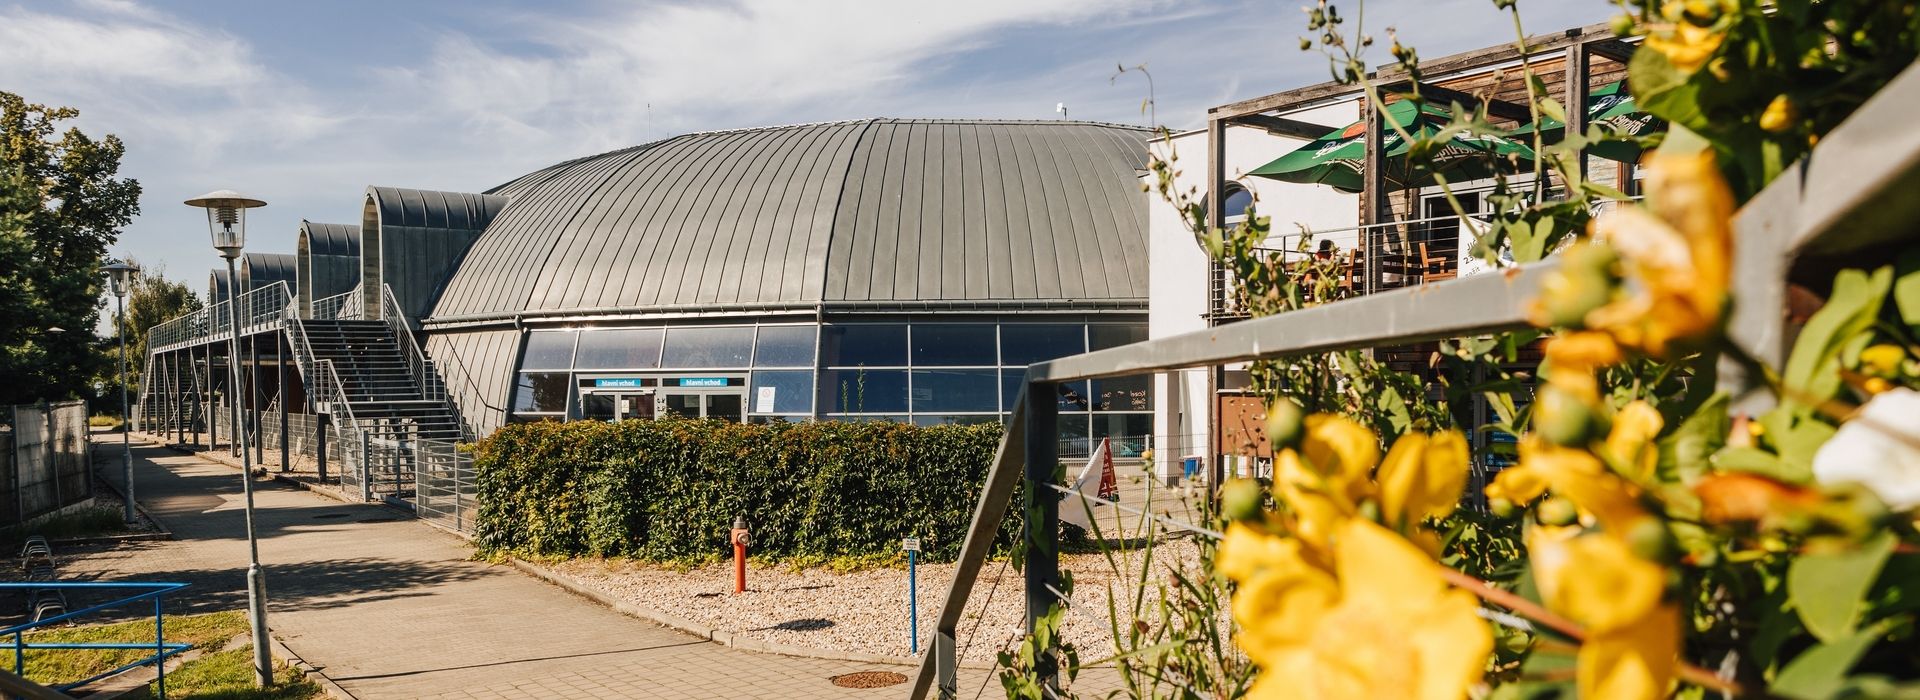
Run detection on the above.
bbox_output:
[311,513,350,520]
[831,671,906,689]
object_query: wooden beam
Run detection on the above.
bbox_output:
[1565,44,1592,181]
[1230,114,1335,140]
[1586,38,1638,65]
[1211,21,1614,121]
[1387,81,1533,122]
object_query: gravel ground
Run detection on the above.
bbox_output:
[552,537,1211,663]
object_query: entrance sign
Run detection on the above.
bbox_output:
[678,377,729,387]
[755,387,777,413]
[594,378,646,388]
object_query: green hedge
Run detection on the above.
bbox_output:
[471,418,1012,563]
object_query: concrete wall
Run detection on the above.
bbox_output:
[1144,102,1360,482]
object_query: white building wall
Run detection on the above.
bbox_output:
[1145,101,1362,483]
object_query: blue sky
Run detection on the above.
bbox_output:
[0,0,1612,294]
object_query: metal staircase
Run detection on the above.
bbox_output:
[140,280,464,503]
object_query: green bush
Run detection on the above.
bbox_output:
[471,418,1012,563]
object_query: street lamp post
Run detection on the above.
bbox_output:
[185,189,272,689]
[102,260,139,524]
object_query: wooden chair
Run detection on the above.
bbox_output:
[1419,241,1457,282]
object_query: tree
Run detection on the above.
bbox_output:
[0,91,141,406]
[95,258,201,413]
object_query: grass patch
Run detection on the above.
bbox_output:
[88,415,124,429]
[15,610,319,698]
[149,646,319,699]
[1,506,135,549]
[19,611,246,687]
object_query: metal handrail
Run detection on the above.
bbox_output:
[310,287,360,321]
[0,582,191,697]
[380,284,444,403]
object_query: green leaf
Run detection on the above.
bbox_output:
[1783,267,1893,407]
[1754,409,1834,484]
[1711,445,1788,479]
[1787,532,1898,643]
[1629,49,1707,132]
[1659,392,1728,484]
[1537,96,1567,127]
[1895,248,1920,328]
[1771,618,1898,700]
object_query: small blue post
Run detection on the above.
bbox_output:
[909,548,918,655]
[155,596,167,699]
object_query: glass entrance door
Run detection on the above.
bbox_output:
[615,393,654,421]
[657,391,746,422]
[583,391,654,422]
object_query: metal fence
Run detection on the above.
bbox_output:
[908,53,1920,700]
[412,438,476,534]
[0,402,93,527]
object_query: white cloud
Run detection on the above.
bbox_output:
[384,0,1183,149]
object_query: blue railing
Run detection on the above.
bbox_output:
[0,582,191,697]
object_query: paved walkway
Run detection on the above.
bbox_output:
[79,439,951,699]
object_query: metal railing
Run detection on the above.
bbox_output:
[381,284,446,404]
[310,287,362,321]
[411,438,475,533]
[147,282,291,354]
[909,58,1920,700]
[0,582,191,698]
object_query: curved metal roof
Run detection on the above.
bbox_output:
[430,119,1151,323]
[240,253,297,292]
[366,186,511,321]
[299,221,359,257]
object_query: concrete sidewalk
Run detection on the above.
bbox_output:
[80,440,942,699]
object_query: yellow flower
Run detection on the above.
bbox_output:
[1530,529,1680,700]
[1601,401,1665,482]
[1860,344,1906,376]
[1759,95,1798,133]
[1274,449,1352,550]
[1484,464,1549,505]
[1644,13,1724,74]
[1301,414,1380,506]
[1581,150,1736,358]
[1518,436,1653,535]
[1377,430,1471,528]
[1239,520,1491,700]
[1545,331,1625,372]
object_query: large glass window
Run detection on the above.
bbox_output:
[1091,375,1152,411]
[911,324,997,366]
[662,326,754,367]
[519,331,577,370]
[913,414,1002,427]
[820,324,907,367]
[911,369,999,413]
[1089,324,1147,351]
[512,372,571,413]
[819,368,909,414]
[1000,324,1086,366]
[753,326,816,367]
[1093,413,1154,457]
[1002,371,1091,411]
[573,328,664,370]
[750,370,813,414]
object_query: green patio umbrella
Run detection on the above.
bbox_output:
[1513,80,1663,163]
[1247,100,1534,193]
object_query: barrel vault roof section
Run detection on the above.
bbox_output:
[429,119,1152,321]
[299,221,360,258]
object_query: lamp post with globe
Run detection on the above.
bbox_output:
[184,189,273,688]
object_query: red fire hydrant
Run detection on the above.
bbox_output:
[730,516,751,594]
